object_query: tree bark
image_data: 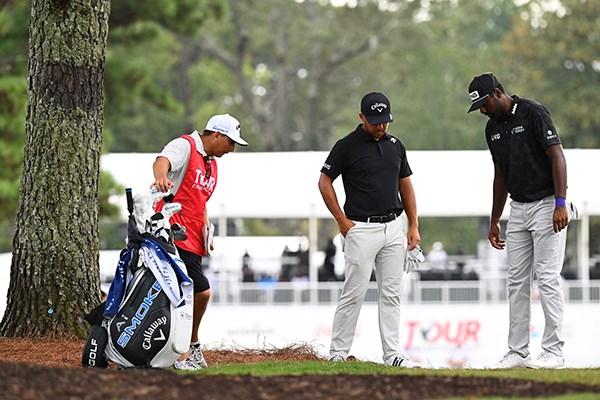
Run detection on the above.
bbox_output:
[0,0,110,338]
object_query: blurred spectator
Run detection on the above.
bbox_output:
[427,242,448,270]
[241,250,255,282]
[455,246,466,273]
[280,245,306,282]
[291,265,309,284]
[319,238,338,281]
[280,246,294,282]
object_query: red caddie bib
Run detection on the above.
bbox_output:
[155,134,217,256]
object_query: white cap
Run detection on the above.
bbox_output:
[204,114,249,146]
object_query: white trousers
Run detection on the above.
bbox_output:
[506,195,568,357]
[329,217,406,363]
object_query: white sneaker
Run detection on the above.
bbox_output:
[328,354,346,362]
[173,358,202,371]
[189,343,208,368]
[486,351,531,369]
[528,351,565,369]
[386,355,422,368]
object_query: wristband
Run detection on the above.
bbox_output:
[555,197,566,207]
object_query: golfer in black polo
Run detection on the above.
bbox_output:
[468,73,572,369]
[318,91,421,368]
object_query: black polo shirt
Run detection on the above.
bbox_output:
[321,124,412,218]
[485,95,561,202]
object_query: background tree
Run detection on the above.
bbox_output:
[194,0,424,151]
[499,0,600,148]
[0,0,225,250]
[0,0,121,252]
[388,0,523,151]
[105,0,226,151]
[0,0,29,251]
[0,0,111,337]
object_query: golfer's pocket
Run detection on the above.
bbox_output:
[340,224,358,252]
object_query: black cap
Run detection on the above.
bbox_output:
[467,73,501,113]
[360,92,393,124]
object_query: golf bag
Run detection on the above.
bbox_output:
[83,188,193,368]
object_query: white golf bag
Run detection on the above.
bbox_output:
[83,188,193,368]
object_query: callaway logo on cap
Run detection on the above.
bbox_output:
[360,92,394,124]
[204,114,249,146]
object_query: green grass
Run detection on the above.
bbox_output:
[193,360,600,385]
[176,361,600,399]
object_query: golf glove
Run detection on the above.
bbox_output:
[569,202,580,220]
[404,244,425,273]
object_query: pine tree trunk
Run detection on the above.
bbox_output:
[0,0,110,338]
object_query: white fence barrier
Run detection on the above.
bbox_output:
[200,303,600,369]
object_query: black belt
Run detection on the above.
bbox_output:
[351,211,401,223]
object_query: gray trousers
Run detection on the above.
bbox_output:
[506,195,568,357]
[330,217,406,363]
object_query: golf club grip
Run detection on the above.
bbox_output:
[125,188,133,214]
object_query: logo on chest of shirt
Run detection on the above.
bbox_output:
[490,132,501,141]
[192,168,216,193]
[511,126,525,135]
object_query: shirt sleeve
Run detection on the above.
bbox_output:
[397,140,413,179]
[321,140,346,181]
[531,104,561,149]
[159,137,192,174]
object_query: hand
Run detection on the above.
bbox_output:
[406,226,421,251]
[488,222,505,250]
[153,177,174,193]
[338,217,355,238]
[553,206,569,233]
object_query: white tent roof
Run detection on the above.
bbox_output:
[101,149,600,219]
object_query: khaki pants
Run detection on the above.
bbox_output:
[330,217,406,363]
[506,195,568,357]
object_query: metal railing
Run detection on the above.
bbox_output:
[208,276,600,305]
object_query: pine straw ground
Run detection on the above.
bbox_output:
[0,337,599,400]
